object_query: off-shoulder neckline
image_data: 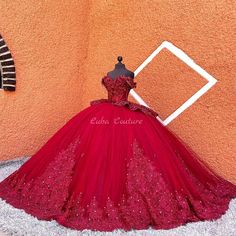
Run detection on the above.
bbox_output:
[102,75,134,80]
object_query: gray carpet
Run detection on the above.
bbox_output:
[0,157,235,236]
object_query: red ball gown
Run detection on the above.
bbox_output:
[0,75,236,232]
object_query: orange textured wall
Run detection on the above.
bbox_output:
[0,1,235,183]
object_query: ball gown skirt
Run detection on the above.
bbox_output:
[0,75,236,232]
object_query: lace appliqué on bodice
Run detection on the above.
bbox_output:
[90,75,159,118]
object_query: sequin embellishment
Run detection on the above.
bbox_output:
[90,75,159,118]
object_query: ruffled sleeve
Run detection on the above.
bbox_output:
[126,77,137,89]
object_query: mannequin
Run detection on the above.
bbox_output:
[107,56,134,80]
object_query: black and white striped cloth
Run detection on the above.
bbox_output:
[0,34,16,91]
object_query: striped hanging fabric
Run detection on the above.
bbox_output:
[0,34,16,91]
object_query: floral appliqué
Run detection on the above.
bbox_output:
[90,75,159,119]
[1,137,235,232]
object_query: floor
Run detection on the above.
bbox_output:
[0,157,236,236]
[0,233,8,236]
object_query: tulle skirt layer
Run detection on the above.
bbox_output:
[0,102,236,232]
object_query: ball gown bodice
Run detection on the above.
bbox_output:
[90,75,159,118]
[102,75,137,102]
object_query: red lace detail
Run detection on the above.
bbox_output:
[90,74,158,118]
[0,138,81,217]
[0,138,236,232]
[100,75,136,102]
[124,139,236,229]
[101,75,137,88]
